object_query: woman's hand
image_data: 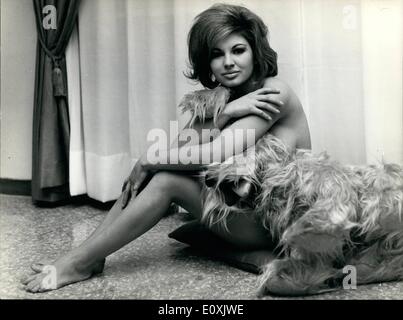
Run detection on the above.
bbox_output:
[121,156,150,209]
[221,87,283,123]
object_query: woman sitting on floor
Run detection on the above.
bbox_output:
[23,3,311,293]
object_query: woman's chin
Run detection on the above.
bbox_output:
[220,79,244,88]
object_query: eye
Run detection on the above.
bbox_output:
[211,51,223,59]
[233,47,246,55]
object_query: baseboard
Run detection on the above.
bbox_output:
[0,179,31,196]
[0,179,116,209]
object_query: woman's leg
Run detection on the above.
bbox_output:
[22,172,203,293]
[29,181,151,275]
[83,174,156,242]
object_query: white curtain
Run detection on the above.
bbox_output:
[67,0,402,203]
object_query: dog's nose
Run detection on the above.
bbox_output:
[232,180,253,198]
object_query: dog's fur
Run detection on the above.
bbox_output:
[180,87,403,296]
[179,86,230,128]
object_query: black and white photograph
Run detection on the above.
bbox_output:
[0,0,402,308]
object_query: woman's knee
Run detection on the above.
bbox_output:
[149,171,182,194]
[148,171,202,205]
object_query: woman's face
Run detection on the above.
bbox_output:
[210,33,254,88]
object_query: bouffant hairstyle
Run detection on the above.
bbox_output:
[186,3,278,89]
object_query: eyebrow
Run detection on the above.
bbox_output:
[212,43,247,51]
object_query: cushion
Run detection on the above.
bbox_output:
[168,220,277,274]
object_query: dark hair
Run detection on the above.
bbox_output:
[186,3,278,89]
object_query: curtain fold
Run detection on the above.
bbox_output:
[32,0,80,202]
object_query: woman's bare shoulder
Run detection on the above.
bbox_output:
[263,77,289,89]
[264,77,311,149]
[263,77,301,117]
[263,77,295,104]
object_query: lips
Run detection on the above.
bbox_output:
[222,71,239,76]
[222,71,240,79]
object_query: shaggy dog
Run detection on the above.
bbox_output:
[180,87,403,296]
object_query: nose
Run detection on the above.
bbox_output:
[224,53,234,69]
[232,180,252,198]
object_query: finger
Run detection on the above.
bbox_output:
[256,102,280,114]
[132,190,138,199]
[126,187,133,206]
[122,180,128,192]
[256,96,284,107]
[121,193,127,209]
[121,188,130,209]
[131,185,139,199]
[253,108,272,121]
[255,87,280,95]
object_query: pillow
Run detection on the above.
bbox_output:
[168,220,277,274]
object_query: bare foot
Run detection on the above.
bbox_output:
[21,257,106,293]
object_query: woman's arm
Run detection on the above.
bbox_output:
[142,82,291,171]
[170,118,220,149]
[171,87,284,149]
[142,115,280,171]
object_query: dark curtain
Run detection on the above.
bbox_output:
[32,0,80,203]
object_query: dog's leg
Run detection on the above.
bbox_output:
[257,257,342,297]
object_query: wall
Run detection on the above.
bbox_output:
[0,0,36,180]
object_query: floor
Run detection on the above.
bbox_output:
[1,194,402,300]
